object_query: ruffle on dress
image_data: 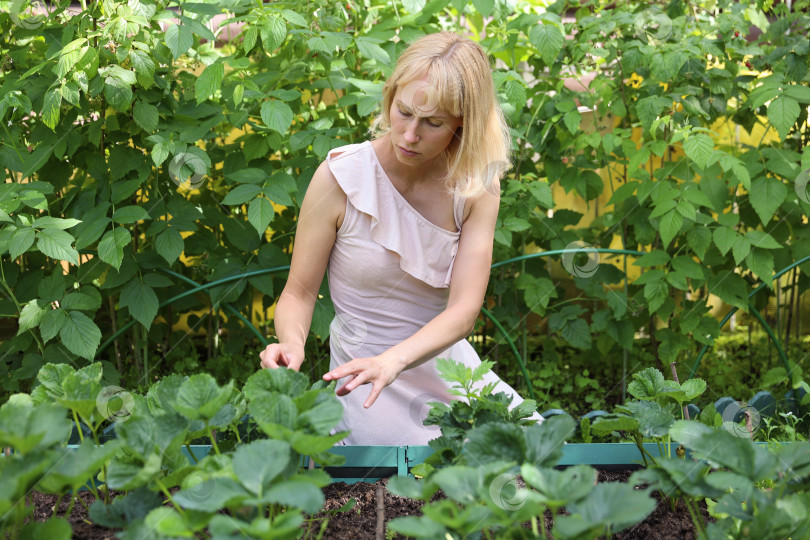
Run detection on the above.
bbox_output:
[326,141,462,288]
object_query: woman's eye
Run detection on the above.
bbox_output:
[398,109,411,117]
[427,120,442,128]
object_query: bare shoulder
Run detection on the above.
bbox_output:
[462,180,501,226]
[300,159,347,230]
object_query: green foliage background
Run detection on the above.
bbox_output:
[1,0,809,400]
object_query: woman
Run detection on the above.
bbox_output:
[260,31,537,445]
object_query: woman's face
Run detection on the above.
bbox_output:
[387,77,463,168]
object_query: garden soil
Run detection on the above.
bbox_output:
[30,470,711,539]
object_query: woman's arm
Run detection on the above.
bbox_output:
[323,183,500,406]
[259,161,346,371]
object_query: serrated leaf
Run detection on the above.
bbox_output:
[98,227,131,270]
[120,280,159,328]
[260,100,293,135]
[32,217,82,230]
[248,197,274,237]
[112,205,150,224]
[36,229,79,265]
[529,23,563,65]
[767,96,800,140]
[746,248,774,281]
[42,87,62,130]
[173,374,234,421]
[196,62,225,104]
[9,227,36,259]
[713,226,736,256]
[60,311,101,360]
[355,37,391,64]
[750,176,787,224]
[659,209,683,248]
[745,230,781,249]
[18,300,46,334]
[222,184,261,205]
[155,227,183,265]
[165,24,193,59]
[683,133,713,169]
[40,309,67,342]
[233,439,291,495]
[133,101,158,132]
[634,250,670,267]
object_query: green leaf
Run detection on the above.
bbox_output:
[18,300,46,334]
[60,311,101,360]
[130,50,155,88]
[767,96,800,140]
[557,482,656,535]
[98,227,131,270]
[671,256,704,280]
[233,439,291,495]
[355,37,391,64]
[155,227,183,265]
[659,209,683,248]
[560,318,591,349]
[628,368,669,400]
[196,62,225,104]
[621,401,673,438]
[260,100,293,135]
[165,24,193,58]
[173,374,234,421]
[112,205,150,224]
[0,397,72,453]
[222,184,261,205]
[713,226,736,256]
[683,133,714,169]
[103,75,133,112]
[40,308,67,342]
[62,289,101,311]
[9,227,36,259]
[529,23,563,65]
[133,101,158,132]
[18,518,72,540]
[260,17,287,52]
[173,478,249,512]
[680,378,706,400]
[746,248,774,281]
[590,415,639,437]
[634,250,670,267]
[248,197,274,237]
[120,280,159,328]
[745,230,781,249]
[42,87,62,130]
[32,217,82,230]
[749,176,787,224]
[36,229,79,265]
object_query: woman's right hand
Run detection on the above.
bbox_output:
[259,342,304,371]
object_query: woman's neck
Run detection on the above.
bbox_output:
[372,136,447,190]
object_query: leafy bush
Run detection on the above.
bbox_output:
[1,0,809,411]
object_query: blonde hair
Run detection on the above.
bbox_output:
[369,31,511,197]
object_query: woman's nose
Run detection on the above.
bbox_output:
[403,119,420,143]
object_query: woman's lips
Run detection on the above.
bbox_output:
[398,146,418,157]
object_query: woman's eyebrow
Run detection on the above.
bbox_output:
[395,99,449,119]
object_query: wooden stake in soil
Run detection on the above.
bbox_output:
[670,362,690,420]
[375,484,385,540]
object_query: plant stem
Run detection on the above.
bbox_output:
[156,479,186,517]
[207,427,221,455]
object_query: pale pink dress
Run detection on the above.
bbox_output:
[326,141,536,445]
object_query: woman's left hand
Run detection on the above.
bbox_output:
[322,355,405,408]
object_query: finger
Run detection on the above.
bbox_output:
[364,383,385,409]
[335,375,357,396]
[260,356,279,369]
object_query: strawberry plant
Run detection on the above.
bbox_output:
[0,364,348,538]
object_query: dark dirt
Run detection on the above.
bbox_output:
[27,469,712,539]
